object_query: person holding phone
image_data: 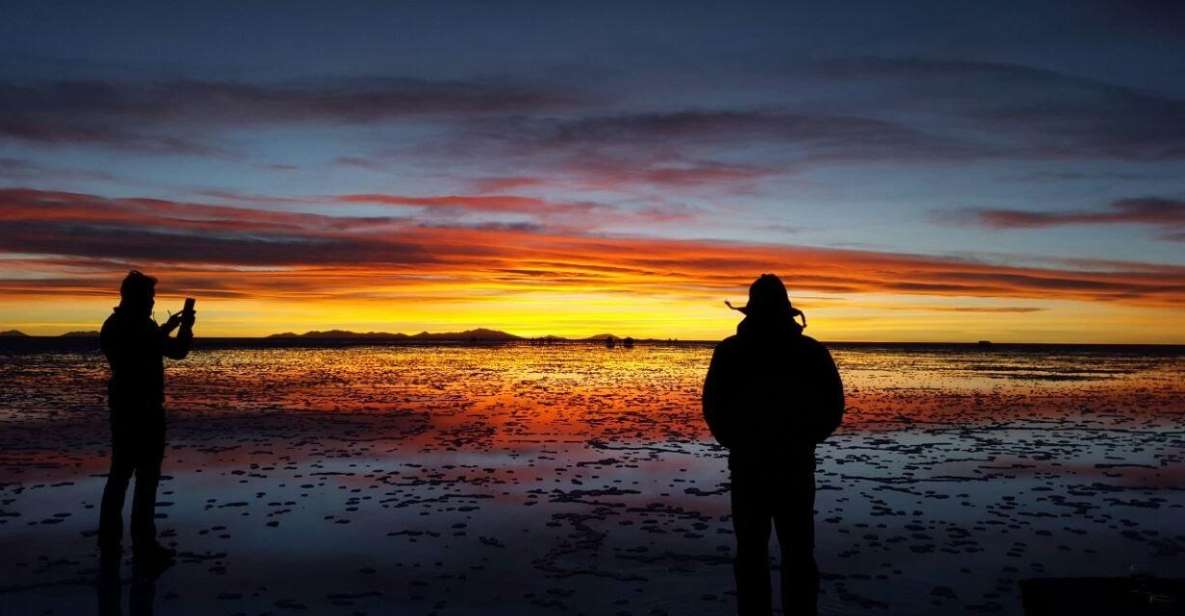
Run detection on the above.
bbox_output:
[97,270,196,570]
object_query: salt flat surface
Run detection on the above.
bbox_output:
[1,342,1183,615]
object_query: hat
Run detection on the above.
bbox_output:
[725,273,806,328]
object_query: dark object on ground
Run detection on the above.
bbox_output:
[1021,577,1184,615]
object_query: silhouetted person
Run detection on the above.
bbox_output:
[703,274,844,616]
[98,271,194,570]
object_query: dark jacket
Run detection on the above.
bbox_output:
[702,314,844,473]
[100,307,192,411]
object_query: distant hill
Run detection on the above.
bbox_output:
[267,329,402,339]
[267,328,522,341]
[413,328,521,341]
[0,327,657,343]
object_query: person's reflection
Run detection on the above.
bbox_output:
[97,560,161,616]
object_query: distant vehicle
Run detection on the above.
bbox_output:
[623,336,635,348]
[605,336,616,348]
[977,340,993,348]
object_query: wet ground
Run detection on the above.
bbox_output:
[1,342,1183,615]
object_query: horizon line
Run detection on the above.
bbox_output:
[3,330,1185,348]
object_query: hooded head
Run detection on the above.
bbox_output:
[725,273,805,333]
[119,270,156,318]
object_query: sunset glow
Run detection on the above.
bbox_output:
[2,3,1184,342]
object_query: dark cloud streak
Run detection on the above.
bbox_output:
[816,57,1185,162]
[0,77,582,154]
[961,197,1185,241]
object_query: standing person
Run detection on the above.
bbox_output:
[703,274,844,616]
[98,271,195,569]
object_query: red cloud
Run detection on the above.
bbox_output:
[968,197,1185,241]
[2,188,1184,307]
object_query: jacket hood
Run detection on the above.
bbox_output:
[736,313,804,338]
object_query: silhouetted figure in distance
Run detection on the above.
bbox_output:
[98,271,195,570]
[703,274,844,616]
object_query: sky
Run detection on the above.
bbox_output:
[2,1,1184,342]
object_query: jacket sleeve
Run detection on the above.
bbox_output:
[160,325,193,360]
[702,343,735,448]
[99,318,116,361]
[810,346,844,443]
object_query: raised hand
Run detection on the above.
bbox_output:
[161,312,184,333]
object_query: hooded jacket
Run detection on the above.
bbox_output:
[702,313,844,472]
[100,307,192,411]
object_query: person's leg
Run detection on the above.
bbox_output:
[129,574,156,616]
[773,473,818,616]
[732,472,774,616]
[96,571,122,616]
[98,421,135,553]
[130,422,165,553]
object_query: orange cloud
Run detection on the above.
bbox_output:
[2,187,1184,340]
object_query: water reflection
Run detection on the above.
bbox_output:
[0,342,1182,615]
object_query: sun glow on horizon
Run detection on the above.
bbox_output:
[4,288,1183,344]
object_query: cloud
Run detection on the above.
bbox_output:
[544,110,947,151]
[2,188,1183,307]
[0,157,117,182]
[1,220,435,267]
[460,109,998,167]
[334,193,605,217]
[425,59,1185,181]
[333,156,390,171]
[342,109,960,195]
[815,57,1185,162]
[7,55,1185,174]
[0,78,580,121]
[466,160,777,193]
[958,197,1185,241]
[915,306,1047,313]
[469,176,551,192]
[0,117,223,155]
[1008,170,1159,183]
[0,77,580,154]
[405,109,999,195]
[334,192,697,226]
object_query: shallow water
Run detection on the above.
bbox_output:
[1,342,1183,615]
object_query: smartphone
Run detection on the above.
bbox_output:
[183,297,196,314]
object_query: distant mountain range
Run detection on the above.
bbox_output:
[266,329,640,342]
[266,328,523,341]
[0,327,649,342]
[0,329,99,337]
